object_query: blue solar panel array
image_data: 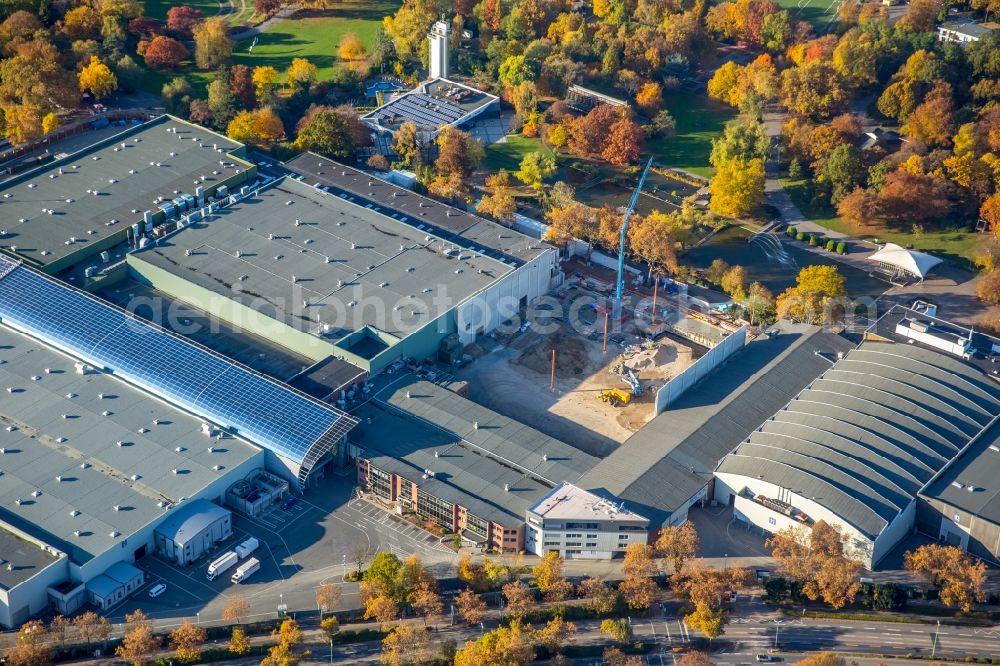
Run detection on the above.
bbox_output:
[0,255,357,479]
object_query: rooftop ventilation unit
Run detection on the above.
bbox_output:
[70,509,80,516]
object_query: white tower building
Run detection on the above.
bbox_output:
[428,20,451,80]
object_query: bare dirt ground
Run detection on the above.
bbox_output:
[457,297,696,457]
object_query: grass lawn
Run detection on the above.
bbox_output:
[782,178,984,266]
[647,91,735,179]
[769,0,839,29]
[232,1,401,82]
[144,0,255,25]
[482,135,552,172]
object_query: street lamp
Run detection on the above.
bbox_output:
[931,620,940,658]
[342,554,347,579]
[196,612,200,626]
[329,638,333,665]
[774,621,781,648]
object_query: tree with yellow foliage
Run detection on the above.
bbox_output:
[78,56,117,99]
[338,33,366,61]
[709,158,765,217]
[169,621,207,663]
[226,108,285,145]
[454,622,533,666]
[477,169,517,223]
[252,65,280,105]
[228,626,251,655]
[286,57,317,92]
[192,16,232,70]
[904,544,987,612]
[655,522,700,575]
[41,112,60,134]
[634,81,663,114]
[775,266,847,325]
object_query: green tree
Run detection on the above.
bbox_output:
[515,151,556,191]
[499,54,533,88]
[294,109,358,158]
[206,73,236,129]
[710,116,770,166]
[821,144,865,204]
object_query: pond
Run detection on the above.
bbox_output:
[683,226,888,298]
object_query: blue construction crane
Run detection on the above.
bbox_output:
[612,157,654,322]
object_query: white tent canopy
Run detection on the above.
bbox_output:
[867,243,942,279]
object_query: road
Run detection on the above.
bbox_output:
[273,614,1000,665]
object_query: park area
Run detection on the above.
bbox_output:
[232,1,401,82]
[135,0,399,95]
[782,178,984,267]
[648,91,735,178]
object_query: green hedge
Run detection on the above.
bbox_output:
[836,241,847,254]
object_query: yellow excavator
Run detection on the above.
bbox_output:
[599,388,632,406]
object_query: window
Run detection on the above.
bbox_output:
[586,542,597,547]
[768,516,777,526]
[370,466,391,499]
[586,534,597,539]
[566,522,599,529]
[467,513,487,536]
[566,542,581,547]
[416,489,453,529]
[543,541,561,546]
[566,533,582,538]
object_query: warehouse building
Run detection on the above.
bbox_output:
[713,336,1000,568]
[0,255,358,490]
[349,377,598,552]
[920,419,1000,562]
[127,164,557,375]
[0,115,253,276]
[85,562,145,611]
[154,499,233,566]
[0,287,265,625]
[576,321,853,531]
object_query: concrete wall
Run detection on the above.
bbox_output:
[524,514,649,559]
[655,326,746,414]
[919,496,1000,563]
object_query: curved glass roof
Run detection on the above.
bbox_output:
[0,255,357,480]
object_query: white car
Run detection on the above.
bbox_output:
[148,583,167,598]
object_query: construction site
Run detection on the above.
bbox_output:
[457,280,700,458]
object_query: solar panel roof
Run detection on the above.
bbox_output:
[0,255,357,485]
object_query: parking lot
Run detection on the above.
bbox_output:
[106,477,458,623]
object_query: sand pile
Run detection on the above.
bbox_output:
[517,333,590,377]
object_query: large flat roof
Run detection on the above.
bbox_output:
[0,525,60,589]
[131,176,514,341]
[0,255,358,486]
[361,78,498,134]
[717,341,1000,540]
[922,418,1000,527]
[350,376,600,525]
[578,322,853,523]
[0,115,245,268]
[283,153,551,266]
[0,322,261,566]
[528,482,648,524]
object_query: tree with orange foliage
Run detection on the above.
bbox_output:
[635,82,663,114]
[767,521,862,609]
[602,117,644,166]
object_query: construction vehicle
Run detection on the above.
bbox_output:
[612,362,643,396]
[600,389,632,406]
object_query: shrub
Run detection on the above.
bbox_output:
[808,234,818,246]
[786,225,796,237]
[825,239,835,251]
[795,231,805,241]
[836,241,847,254]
